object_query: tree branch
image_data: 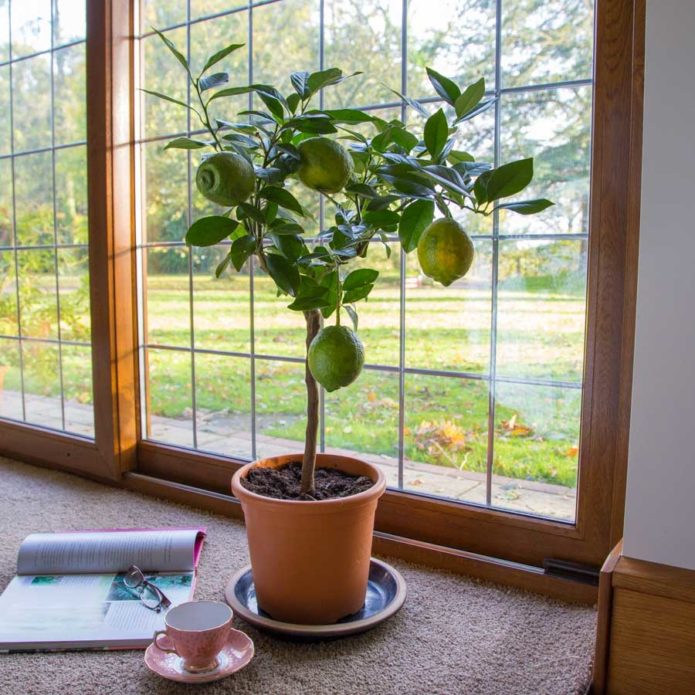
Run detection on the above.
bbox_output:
[301,309,322,495]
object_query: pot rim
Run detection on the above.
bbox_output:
[231,452,386,507]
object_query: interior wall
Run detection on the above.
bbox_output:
[622,0,695,571]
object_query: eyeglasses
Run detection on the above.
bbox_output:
[123,565,172,613]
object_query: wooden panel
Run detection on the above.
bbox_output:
[592,540,624,694]
[607,588,695,694]
[613,556,695,605]
[86,0,138,479]
[577,0,645,558]
[122,471,595,603]
[0,421,105,480]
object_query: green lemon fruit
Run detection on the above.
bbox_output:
[196,152,255,206]
[297,137,354,193]
[417,218,475,287]
[308,325,365,392]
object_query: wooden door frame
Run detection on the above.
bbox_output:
[0,0,645,573]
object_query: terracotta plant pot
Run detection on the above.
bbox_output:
[231,453,386,625]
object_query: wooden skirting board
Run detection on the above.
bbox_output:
[592,541,695,693]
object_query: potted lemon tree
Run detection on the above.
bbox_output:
[150,31,551,625]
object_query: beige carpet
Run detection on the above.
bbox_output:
[0,457,596,695]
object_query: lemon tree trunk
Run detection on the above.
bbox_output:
[301,309,321,495]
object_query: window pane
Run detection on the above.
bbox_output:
[141,140,188,244]
[253,0,319,96]
[14,151,54,245]
[62,343,93,436]
[324,369,399,487]
[502,0,594,88]
[0,66,10,156]
[141,0,185,32]
[10,0,51,57]
[23,340,61,429]
[496,239,587,382]
[0,337,21,419]
[12,54,51,151]
[54,0,86,45]
[403,374,489,504]
[55,145,88,244]
[17,249,58,338]
[53,43,86,144]
[1,0,92,439]
[499,86,592,237]
[143,246,191,348]
[406,239,492,374]
[190,0,245,22]
[145,347,194,447]
[195,353,252,459]
[492,381,579,521]
[192,245,250,354]
[255,359,306,459]
[141,27,188,140]
[0,0,9,63]
[57,246,91,342]
[408,0,496,98]
[323,0,402,108]
[0,249,17,334]
[0,158,13,245]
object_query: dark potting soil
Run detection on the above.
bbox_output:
[241,461,374,501]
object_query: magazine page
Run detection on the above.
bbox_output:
[16,528,205,576]
[0,569,195,651]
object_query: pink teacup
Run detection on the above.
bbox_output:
[153,600,233,673]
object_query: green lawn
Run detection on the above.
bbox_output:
[1,265,586,488]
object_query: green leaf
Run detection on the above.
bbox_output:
[486,158,534,201]
[290,71,310,98]
[271,234,306,262]
[388,87,429,118]
[342,284,374,304]
[455,98,495,123]
[344,304,359,331]
[398,199,434,252]
[185,216,239,247]
[362,210,400,228]
[230,234,256,271]
[454,78,485,119]
[153,28,190,77]
[253,86,284,121]
[424,108,448,159]
[284,115,337,134]
[447,150,475,165]
[320,271,340,319]
[259,186,305,216]
[287,294,331,311]
[305,67,361,96]
[286,93,301,113]
[425,67,461,105]
[236,203,266,225]
[473,170,493,205]
[206,85,254,103]
[319,108,374,124]
[343,268,379,291]
[140,88,197,114]
[198,72,228,92]
[496,198,554,215]
[164,137,209,150]
[344,182,378,198]
[270,221,305,235]
[265,253,300,295]
[200,43,245,75]
[215,252,232,278]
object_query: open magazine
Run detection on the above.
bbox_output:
[0,527,206,652]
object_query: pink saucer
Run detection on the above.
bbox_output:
[144,628,254,684]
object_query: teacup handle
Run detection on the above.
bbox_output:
[153,630,178,655]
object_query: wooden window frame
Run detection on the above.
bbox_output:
[0,0,645,589]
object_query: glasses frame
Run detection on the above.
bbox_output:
[123,564,173,613]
